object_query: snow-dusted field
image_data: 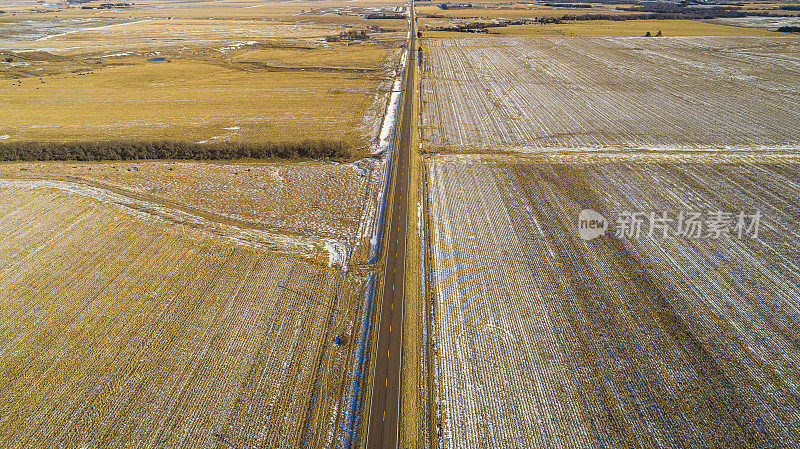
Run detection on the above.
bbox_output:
[422,36,800,152]
[426,154,800,448]
[711,16,800,32]
[0,183,371,448]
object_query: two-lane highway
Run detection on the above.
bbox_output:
[364,3,416,449]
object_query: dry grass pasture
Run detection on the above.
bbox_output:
[0,160,372,240]
[0,1,407,153]
[0,180,370,448]
[424,153,800,448]
[1,61,385,147]
[421,36,800,152]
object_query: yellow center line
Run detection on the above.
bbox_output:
[383,410,385,422]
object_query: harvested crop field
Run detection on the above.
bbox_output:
[421,36,800,152]
[0,180,370,448]
[424,153,800,448]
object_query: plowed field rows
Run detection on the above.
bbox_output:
[426,155,800,448]
[0,183,368,448]
[422,36,800,151]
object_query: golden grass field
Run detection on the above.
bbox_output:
[231,44,396,70]
[1,60,386,146]
[0,1,407,153]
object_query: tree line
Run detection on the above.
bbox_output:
[0,140,353,162]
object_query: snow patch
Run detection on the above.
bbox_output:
[36,19,149,41]
[372,48,407,155]
[216,41,258,53]
[373,79,403,155]
[417,199,422,237]
[324,239,347,270]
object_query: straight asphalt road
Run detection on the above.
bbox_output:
[364,3,415,449]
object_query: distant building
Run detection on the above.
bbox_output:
[99,2,131,9]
